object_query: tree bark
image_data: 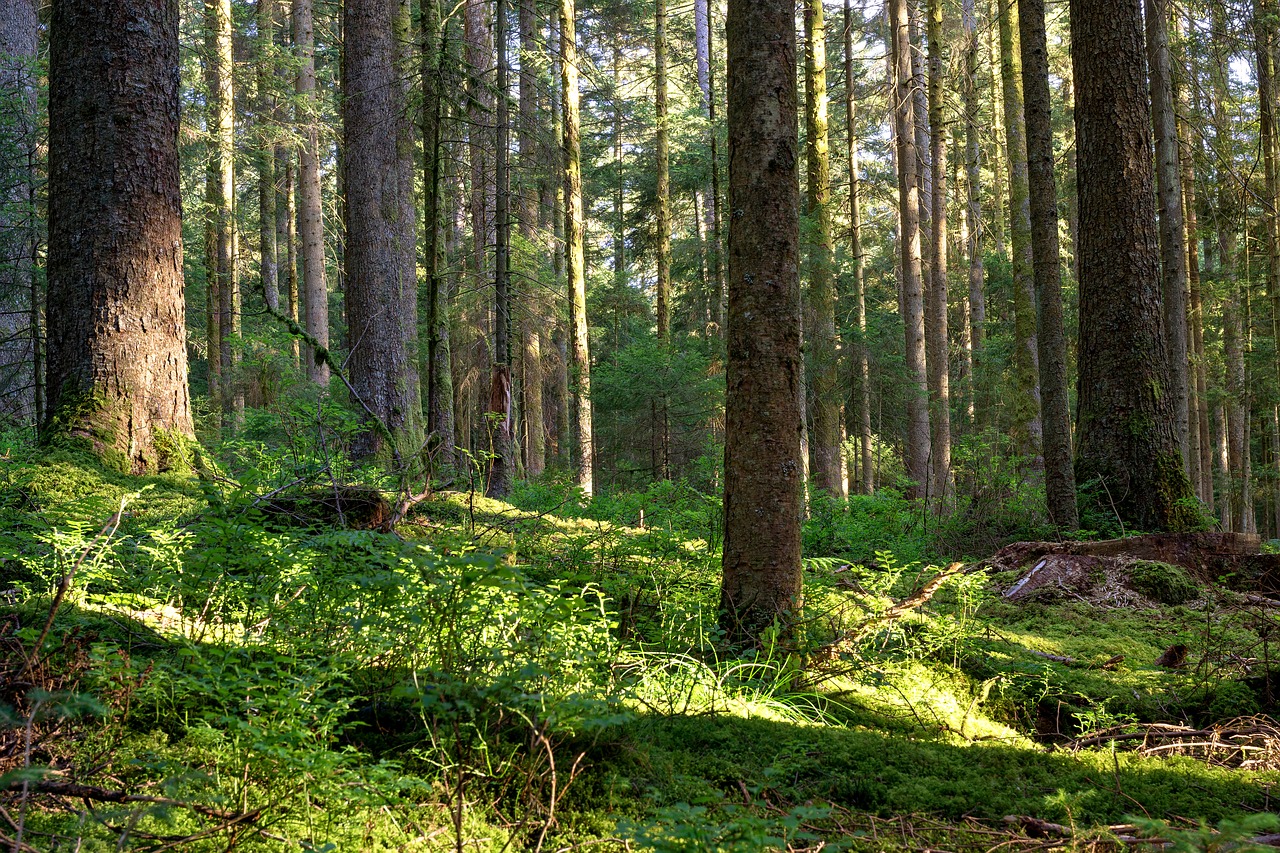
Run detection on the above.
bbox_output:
[1019,0,1077,530]
[720,0,803,644]
[343,0,423,461]
[925,0,950,501]
[805,0,842,497]
[889,0,930,500]
[46,0,194,472]
[1146,0,1191,471]
[0,0,37,426]
[999,1,1041,467]
[1070,0,1198,532]
[844,0,873,495]
[518,0,544,478]
[294,0,329,385]
[487,0,514,496]
[962,0,984,431]
[561,0,594,496]
[258,0,280,316]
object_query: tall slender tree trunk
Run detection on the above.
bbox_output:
[1020,0,1078,530]
[805,0,842,497]
[519,0,544,478]
[1146,0,1191,470]
[1181,19,1212,506]
[654,0,671,478]
[962,0,984,430]
[999,0,1041,466]
[46,0,193,471]
[423,0,457,473]
[0,0,37,425]
[1255,0,1280,531]
[258,0,279,316]
[925,0,950,501]
[845,0,873,495]
[1071,0,1197,532]
[890,0,930,500]
[206,0,241,431]
[344,0,423,461]
[561,0,593,495]
[487,0,514,496]
[294,0,329,385]
[720,0,803,644]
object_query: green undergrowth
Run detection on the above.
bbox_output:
[2,442,1278,851]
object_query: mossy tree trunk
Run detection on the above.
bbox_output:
[46,0,194,473]
[1070,0,1198,533]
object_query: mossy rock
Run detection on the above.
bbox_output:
[1127,560,1199,605]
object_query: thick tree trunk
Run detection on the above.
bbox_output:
[1146,0,1191,471]
[1070,0,1198,532]
[294,0,329,385]
[889,0,930,500]
[1020,0,1078,530]
[925,0,950,501]
[999,1,1041,467]
[0,0,37,426]
[844,0,872,496]
[46,0,193,472]
[720,0,803,644]
[561,0,593,495]
[805,0,842,497]
[344,0,423,461]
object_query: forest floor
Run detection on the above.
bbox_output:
[2,431,1279,851]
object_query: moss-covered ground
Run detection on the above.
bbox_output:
[2,430,1278,851]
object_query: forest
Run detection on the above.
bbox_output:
[3,0,1280,849]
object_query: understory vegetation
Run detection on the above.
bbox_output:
[2,414,1278,852]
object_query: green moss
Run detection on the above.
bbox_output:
[1128,560,1199,605]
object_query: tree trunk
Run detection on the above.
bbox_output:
[1178,10,1212,506]
[46,0,193,472]
[561,0,593,495]
[925,0,950,500]
[1255,0,1280,534]
[962,0,984,431]
[343,0,423,461]
[1146,0,1191,470]
[1019,0,1078,530]
[519,0,544,478]
[423,0,457,473]
[720,0,803,644]
[805,0,842,497]
[294,0,329,385]
[654,0,671,478]
[845,0,872,496]
[999,0,1041,467]
[487,0,514,496]
[1070,0,1198,532]
[258,0,279,316]
[0,0,37,426]
[889,0,930,500]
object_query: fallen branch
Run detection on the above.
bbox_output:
[5,779,244,821]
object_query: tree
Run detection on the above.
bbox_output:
[889,0,930,500]
[45,0,193,471]
[0,0,37,425]
[518,0,545,478]
[1070,0,1197,532]
[654,0,671,477]
[961,0,984,430]
[925,0,950,499]
[294,0,329,385]
[719,0,803,642]
[561,0,594,496]
[805,0,842,497]
[999,1,1042,466]
[206,0,241,430]
[1019,0,1077,529]
[844,0,872,495]
[343,0,423,460]
[487,0,515,497]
